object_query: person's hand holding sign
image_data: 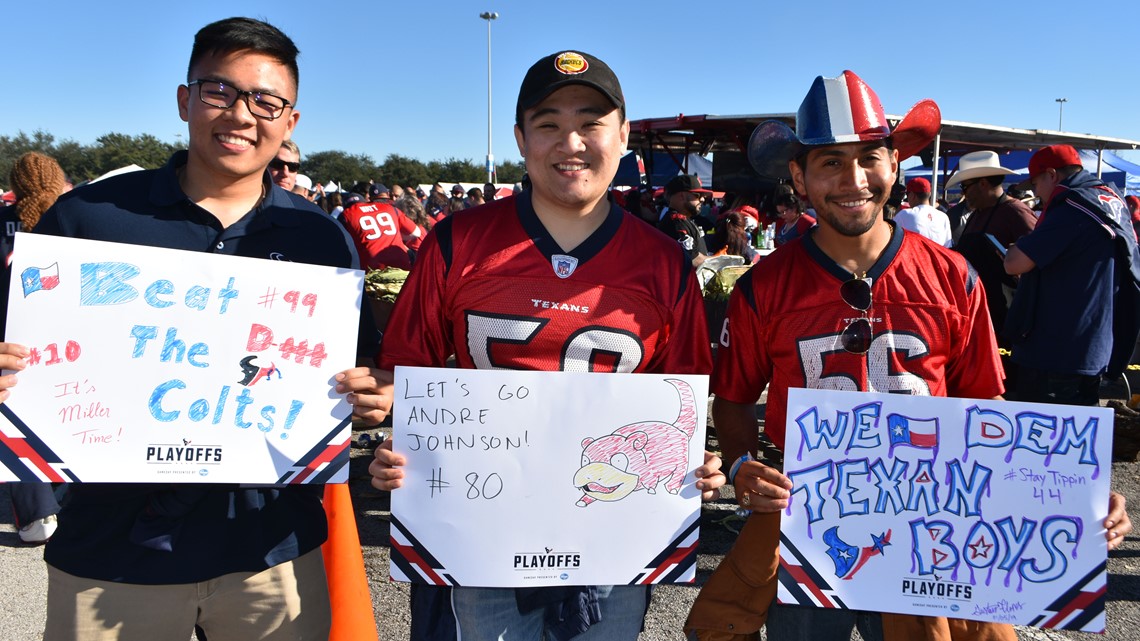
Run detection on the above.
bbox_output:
[336,366,394,424]
[733,458,792,512]
[0,342,29,404]
[369,438,404,491]
[1106,491,1132,551]
[694,451,727,501]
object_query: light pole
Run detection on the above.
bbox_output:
[480,11,499,184]
[1055,98,1068,130]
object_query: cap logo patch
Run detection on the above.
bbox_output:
[554,52,588,75]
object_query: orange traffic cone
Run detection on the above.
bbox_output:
[322,483,379,641]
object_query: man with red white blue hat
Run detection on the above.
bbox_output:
[683,70,1128,641]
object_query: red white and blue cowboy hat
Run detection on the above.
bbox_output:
[748,70,941,178]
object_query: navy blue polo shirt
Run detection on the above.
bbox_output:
[34,151,379,584]
[1011,198,1115,376]
[1,204,22,338]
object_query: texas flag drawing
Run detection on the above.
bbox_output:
[887,414,939,449]
[21,263,60,297]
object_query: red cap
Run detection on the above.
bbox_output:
[905,177,931,194]
[1028,145,1081,179]
[1126,195,1140,222]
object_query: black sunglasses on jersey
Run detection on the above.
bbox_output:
[840,276,873,354]
[269,158,300,173]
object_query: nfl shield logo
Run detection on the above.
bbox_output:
[552,254,578,279]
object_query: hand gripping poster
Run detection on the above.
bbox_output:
[1,233,363,484]
[389,367,709,587]
[779,388,1112,632]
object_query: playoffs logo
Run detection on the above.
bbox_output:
[900,575,973,602]
[513,547,582,572]
[145,439,223,465]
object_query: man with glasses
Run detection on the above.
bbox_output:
[269,139,302,191]
[945,151,1036,356]
[0,17,379,640]
[686,70,1034,641]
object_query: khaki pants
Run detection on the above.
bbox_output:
[44,548,331,641]
[684,512,1017,641]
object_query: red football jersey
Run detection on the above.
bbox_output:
[380,194,711,376]
[340,201,417,271]
[713,224,1003,459]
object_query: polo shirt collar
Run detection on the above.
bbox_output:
[149,150,302,228]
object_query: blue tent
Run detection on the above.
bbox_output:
[905,149,1133,196]
[1082,150,1140,196]
[615,151,712,188]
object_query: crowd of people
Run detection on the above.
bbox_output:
[0,14,1136,641]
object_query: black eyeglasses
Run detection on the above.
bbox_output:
[840,276,873,354]
[959,179,977,193]
[269,158,300,173]
[188,79,293,120]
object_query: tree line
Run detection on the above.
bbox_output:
[0,130,525,191]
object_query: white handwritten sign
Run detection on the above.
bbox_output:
[1,233,363,484]
[779,388,1112,632]
[390,367,708,587]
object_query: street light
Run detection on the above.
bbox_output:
[1055,98,1068,130]
[480,11,499,184]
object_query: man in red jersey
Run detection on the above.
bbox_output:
[337,182,420,270]
[355,50,724,640]
[684,70,1130,641]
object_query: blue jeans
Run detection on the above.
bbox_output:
[450,585,646,641]
[765,603,884,641]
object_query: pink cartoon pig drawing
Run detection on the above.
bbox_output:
[573,378,697,507]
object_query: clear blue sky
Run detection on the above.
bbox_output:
[7,0,1140,167]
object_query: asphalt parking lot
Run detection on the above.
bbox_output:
[3,409,1139,640]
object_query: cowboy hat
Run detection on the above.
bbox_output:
[747,70,940,179]
[944,151,1018,188]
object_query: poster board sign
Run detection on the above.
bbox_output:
[1,233,362,484]
[779,388,1111,632]
[390,367,708,587]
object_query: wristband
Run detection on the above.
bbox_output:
[727,453,754,485]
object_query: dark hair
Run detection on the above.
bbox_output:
[323,191,342,215]
[399,194,432,230]
[774,193,803,212]
[188,17,300,93]
[717,212,752,257]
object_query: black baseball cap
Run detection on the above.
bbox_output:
[516,51,625,126]
[665,175,713,197]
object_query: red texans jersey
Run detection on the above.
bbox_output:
[380,193,711,376]
[713,223,1003,459]
[340,201,417,271]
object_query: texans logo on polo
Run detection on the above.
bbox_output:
[1097,193,1127,226]
[554,52,588,75]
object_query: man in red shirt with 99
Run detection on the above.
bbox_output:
[338,184,420,270]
